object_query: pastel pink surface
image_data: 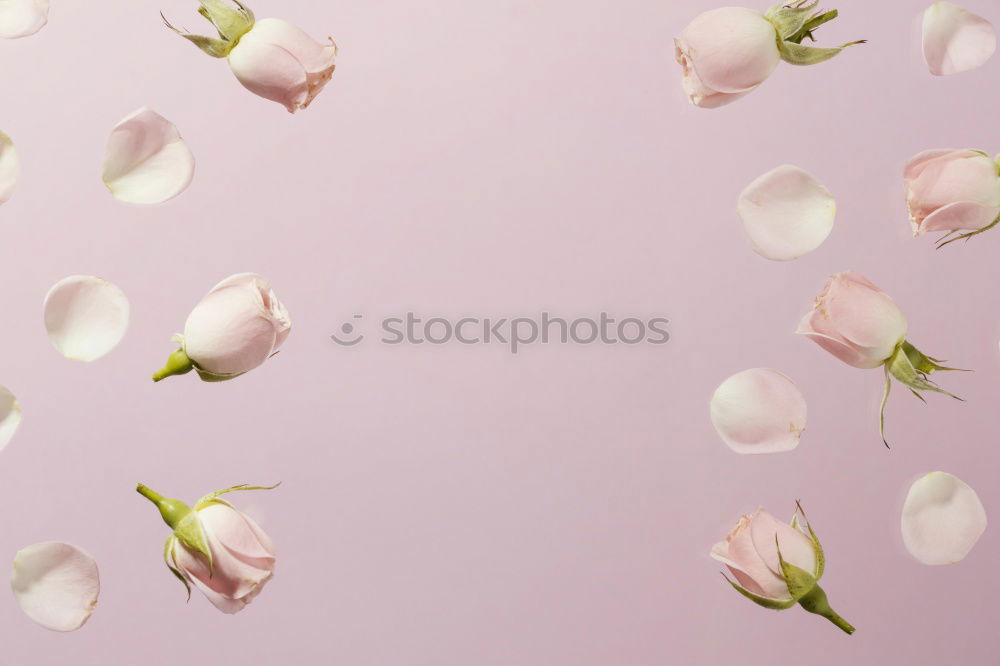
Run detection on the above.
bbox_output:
[0,1,998,665]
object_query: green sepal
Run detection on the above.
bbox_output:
[879,365,892,448]
[163,535,192,600]
[161,0,255,59]
[777,38,865,66]
[765,1,821,40]
[151,347,195,382]
[174,510,214,572]
[194,367,246,382]
[161,14,231,58]
[791,501,825,580]
[196,0,254,44]
[721,573,796,610]
[936,214,1000,248]
[886,343,963,399]
[195,482,280,510]
[776,537,818,601]
[901,341,967,374]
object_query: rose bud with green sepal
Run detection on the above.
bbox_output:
[163,1,337,113]
[674,2,863,108]
[797,271,965,446]
[137,482,278,614]
[151,273,291,383]
[711,503,854,635]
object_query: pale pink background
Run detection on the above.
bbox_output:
[0,0,998,663]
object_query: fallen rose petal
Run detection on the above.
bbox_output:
[43,275,129,362]
[101,107,194,204]
[710,368,806,454]
[0,131,19,204]
[922,2,996,76]
[0,385,21,452]
[901,471,987,565]
[0,0,49,39]
[737,165,836,261]
[11,542,99,632]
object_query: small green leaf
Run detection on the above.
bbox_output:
[174,511,213,572]
[721,573,796,610]
[197,0,255,44]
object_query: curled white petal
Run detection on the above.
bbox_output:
[0,385,21,453]
[737,164,836,261]
[922,2,996,76]
[901,471,987,565]
[11,542,99,632]
[101,107,194,205]
[0,0,49,39]
[0,131,19,204]
[43,275,129,362]
[709,368,806,454]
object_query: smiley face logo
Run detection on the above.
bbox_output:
[331,314,364,346]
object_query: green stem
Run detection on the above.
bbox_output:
[797,583,855,635]
[136,483,194,531]
[152,348,195,382]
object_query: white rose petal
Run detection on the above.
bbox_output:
[0,0,49,39]
[43,275,129,362]
[710,368,806,454]
[901,471,987,565]
[101,107,195,205]
[11,542,100,632]
[737,164,836,261]
[0,130,20,204]
[0,385,21,452]
[922,2,996,76]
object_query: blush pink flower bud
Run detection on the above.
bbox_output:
[798,271,964,445]
[903,149,1000,246]
[674,3,863,108]
[163,1,337,113]
[227,18,338,113]
[711,504,854,634]
[137,483,278,614]
[152,273,291,382]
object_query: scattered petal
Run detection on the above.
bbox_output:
[0,385,21,452]
[43,275,129,362]
[0,0,49,39]
[710,368,806,454]
[101,107,195,205]
[11,542,99,632]
[922,2,996,76]
[737,165,836,261]
[0,130,19,204]
[901,471,987,565]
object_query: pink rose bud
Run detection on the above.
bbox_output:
[796,271,908,369]
[137,483,278,614]
[228,18,338,113]
[674,4,863,108]
[152,273,291,382]
[903,149,1000,247]
[163,1,337,113]
[711,504,854,634]
[798,271,964,445]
